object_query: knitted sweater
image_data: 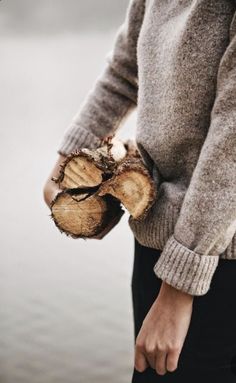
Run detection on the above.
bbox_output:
[57,0,236,296]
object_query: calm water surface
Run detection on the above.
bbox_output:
[0,32,138,383]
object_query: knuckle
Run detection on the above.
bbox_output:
[145,343,156,355]
[169,343,181,353]
[136,340,144,351]
[157,343,167,353]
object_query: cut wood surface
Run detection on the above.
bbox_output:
[52,136,128,190]
[98,154,156,220]
[53,151,106,190]
[50,135,157,238]
[51,190,124,239]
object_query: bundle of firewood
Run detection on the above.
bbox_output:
[50,135,157,239]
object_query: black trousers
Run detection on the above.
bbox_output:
[131,237,236,383]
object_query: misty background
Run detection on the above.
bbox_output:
[0,0,129,34]
[0,1,139,383]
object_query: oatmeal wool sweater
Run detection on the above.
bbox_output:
[58,0,236,296]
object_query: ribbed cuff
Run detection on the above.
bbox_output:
[153,235,219,296]
[57,124,103,156]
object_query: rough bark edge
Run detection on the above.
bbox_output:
[52,135,126,187]
[99,154,157,221]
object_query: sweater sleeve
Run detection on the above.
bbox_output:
[153,13,236,296]
[57,0,145,156]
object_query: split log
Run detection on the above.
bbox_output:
[50,135,157,238]
[52,136,127,190]
[97,153,157,221]
[50,189,124,239]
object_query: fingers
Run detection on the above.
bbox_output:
[154,347,179,375]
[166,348,180,373]
[144,346,156,370]
[155,349,168,375]
[135,341,180,376]
[44,183,61,209]
[135,342,168,375]
[134,347,148,372]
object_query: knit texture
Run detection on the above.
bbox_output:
[57,0,236,296]
[153,235,219,296]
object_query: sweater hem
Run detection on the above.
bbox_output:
[128,200,236,260]
[128,200,181,250]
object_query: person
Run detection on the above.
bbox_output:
[43,0,236,381]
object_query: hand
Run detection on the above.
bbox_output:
[134,281,193,375]
[43,182,61,209]
[43,154,67,209]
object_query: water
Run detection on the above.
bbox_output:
[0,32,138,383]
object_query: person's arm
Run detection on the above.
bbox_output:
[153,12,236,296]
[57,0,146,156]
[43,0,145,217]
[135,16,236,376]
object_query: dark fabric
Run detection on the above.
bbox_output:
[131,237,236,383]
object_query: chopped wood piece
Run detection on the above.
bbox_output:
[52,135,128,190]
[52,150,109,189]
[97,155,157,220]
[50,189,124,239]
[49,135,157,238]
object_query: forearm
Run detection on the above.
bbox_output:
[58,66,137,156]
[57,0,145,156]
[135,281,193,375]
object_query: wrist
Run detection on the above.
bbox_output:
[159,281,194,303]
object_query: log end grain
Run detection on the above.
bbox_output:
[50,190,124,239]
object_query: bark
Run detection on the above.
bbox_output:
[50,135,157,238]
[98,153,157,220]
